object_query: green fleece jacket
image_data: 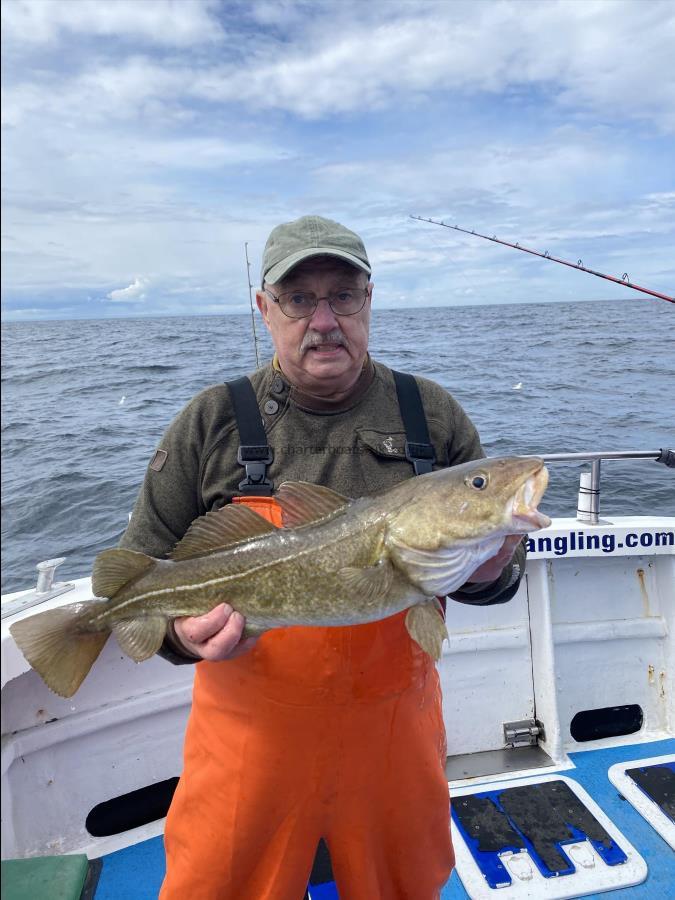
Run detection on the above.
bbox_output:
[119,358,526,662]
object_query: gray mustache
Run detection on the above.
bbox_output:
[301,330,347,353]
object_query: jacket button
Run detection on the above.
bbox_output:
[264,399,279,415]
[271,376,285,394]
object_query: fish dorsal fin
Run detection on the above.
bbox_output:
[275,481,351,528]
[113,616,167,662]
[170,505,276,561]
[92,549,155,600]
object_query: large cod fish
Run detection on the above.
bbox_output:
[10,456,550,698]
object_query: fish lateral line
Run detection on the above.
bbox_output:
[119,511,388,608]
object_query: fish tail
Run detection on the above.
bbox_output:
[9,601,110,698]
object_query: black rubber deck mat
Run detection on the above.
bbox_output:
[308,838,334,885]
[498,780,616,874]
[452,795,525,853]
[452,778,631,887]
[626,763,675,822]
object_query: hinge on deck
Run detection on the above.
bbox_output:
[503,718,545,749]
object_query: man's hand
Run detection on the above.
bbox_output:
[174,603,259,661]
[466,535,522,584]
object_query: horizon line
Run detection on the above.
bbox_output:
[0,295,655,325]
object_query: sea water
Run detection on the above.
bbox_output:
[1,299,673,593]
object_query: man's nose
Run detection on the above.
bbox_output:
[308,297,340,331]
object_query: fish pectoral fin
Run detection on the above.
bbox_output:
[275,481,351,528]
[92,548,155,599]
[113,616,167,661]
[405,603,448,661]
[9,601,110,698]
[170,505,276,561]
[337,559,394,602]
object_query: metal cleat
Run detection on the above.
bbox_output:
[1,558,75,619]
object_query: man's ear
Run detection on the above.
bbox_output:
[256,291,271,328]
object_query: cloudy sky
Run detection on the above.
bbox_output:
[2,0,674,320]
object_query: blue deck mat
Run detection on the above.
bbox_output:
[442,737,675,899]
[95,835,165,900]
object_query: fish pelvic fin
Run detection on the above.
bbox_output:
[92,548,155,599]
[9,601,110,698]
[113,616,167,661]
[405,603,449,661]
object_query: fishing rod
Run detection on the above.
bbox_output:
[411,215,674,304]
[244,242,261,368]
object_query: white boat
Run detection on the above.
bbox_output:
[2,450,674,900]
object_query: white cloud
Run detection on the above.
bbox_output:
[118,136,292,169]
[185,0,675,131]
[107,277,150,302]
[4,2,674,131]
[37,131,292,171]
[1,0,223,47]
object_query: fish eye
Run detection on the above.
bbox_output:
[466,473,489,490]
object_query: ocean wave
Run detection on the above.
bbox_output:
[2,305,673,593]
[124,364,183,374]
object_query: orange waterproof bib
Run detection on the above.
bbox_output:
[160,498,454,900]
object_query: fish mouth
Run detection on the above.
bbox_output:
[511,464,551,531]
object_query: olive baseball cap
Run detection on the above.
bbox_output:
[261,215,371,285]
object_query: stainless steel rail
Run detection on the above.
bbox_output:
[539,450,672,463]
[533,448,674,524]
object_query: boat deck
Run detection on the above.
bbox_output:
[87,737,674,900]
[3,511,673,898]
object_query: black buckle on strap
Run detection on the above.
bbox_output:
[404,441,435,476]
[238,445,273,463]
[237,445,274,494]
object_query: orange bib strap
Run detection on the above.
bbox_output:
[231,494,284,528]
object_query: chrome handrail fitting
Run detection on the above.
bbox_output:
[536,448,674,524]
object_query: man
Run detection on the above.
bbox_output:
[120,215,525,899]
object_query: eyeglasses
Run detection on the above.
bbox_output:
[264,286,369,319]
